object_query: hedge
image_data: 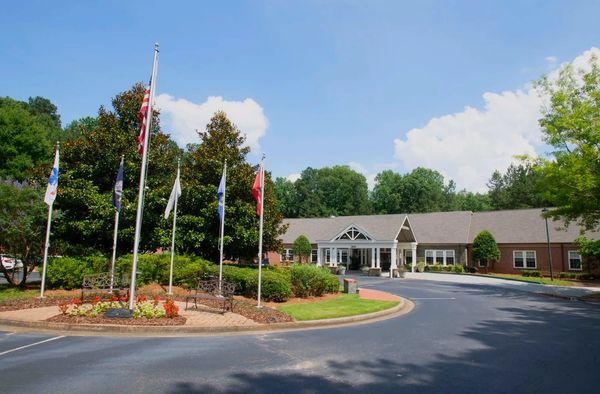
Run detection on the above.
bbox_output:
[521,270,542,277]
[46,256,108,290]
[290,264,340,297]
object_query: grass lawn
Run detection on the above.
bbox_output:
[0,285,39,302]
[483,274,572,286]
[277,294,399,321]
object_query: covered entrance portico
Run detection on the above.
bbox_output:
[314,218,418,276]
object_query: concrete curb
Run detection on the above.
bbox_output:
[0,297,414,337]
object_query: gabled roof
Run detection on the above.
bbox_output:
[281,209,599,246]
[281,214,407,244]
[407,211,472,244]
[468,208,599,244]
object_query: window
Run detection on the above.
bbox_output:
[478,260,488,267]
[281,249,294,262]
[425,250,434,264]
[325,249,331,263]
[514,251,536,269]
[405,250,412,264]
[338,249,348,263]
[569,251,582,270]
[435,251,444,264]
[334,226,372,241]
[311,249,318,263]
[446,250,455,265]
[425,250,455,265]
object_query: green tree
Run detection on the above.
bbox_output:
[179,111,285,261]
[534,56,600,232]
[398,167,447,213]
[454,190,492,212]
[487,163,547,210]
[292,235,312,264]
[0,180,47,287]
[0,97,53,181]
[372,170,404,214]
[294,166,371,217]
[50,83,181,255]
[273,177,299,218]
[472,230,501,269]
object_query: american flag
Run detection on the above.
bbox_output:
[137,83,151,154]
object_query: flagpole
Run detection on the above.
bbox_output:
[129,43,159,311]
[110,155,124,293]
[257,156,265,308]
[40,142,59,299]
[218,160,227,294]
[109,209,120,293]
[168,159,180,295]
[39,203,53,299]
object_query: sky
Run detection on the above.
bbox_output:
[1,1,599,192]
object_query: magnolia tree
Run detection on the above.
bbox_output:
[472,230,500,270]
[292,235,312,264]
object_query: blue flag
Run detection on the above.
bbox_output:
[217,164,226,221]
[112,158,124,212]
[44,148,59,206]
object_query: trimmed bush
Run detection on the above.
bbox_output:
[452,264,465,273]
[521,270,542,277]
[430,264,444,272]
[416,261,426,273]
[290,264,340,297]
[46,257,97,290]
[173,257,213,288]
[559,272,584,280]
[466,266,478,273]
[247,269,293,302]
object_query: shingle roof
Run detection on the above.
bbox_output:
[468,208,599,243]
[281,214,407,244]
[407,211,473,244]
[281,209,599,245]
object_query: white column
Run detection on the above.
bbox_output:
[464,246,469,267]
[390,246,397,278]
[371,247,376,268]
[376,247,381,268]
[332,247,338,267]
[411,242,417,273]
[317,246,322,267]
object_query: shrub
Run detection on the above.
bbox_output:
[290,264,339,297]
[466,266,478,273]
[416,261,426,273]
[173,257,212,288]
[559,272,584,280]
[430,264,444,272]
[247,270,293,302]
[452,264,465,273]
[46,257,96,290]
[522,270,542,277]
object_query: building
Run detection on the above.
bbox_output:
[270,208,599,275]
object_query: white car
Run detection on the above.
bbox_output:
[1,255,23,270]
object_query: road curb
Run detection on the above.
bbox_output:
[0,297,414,337]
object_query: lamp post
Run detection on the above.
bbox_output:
[542,208,554,281]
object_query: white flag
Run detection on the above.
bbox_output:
[164,171,181,219]
[44,148,59,206]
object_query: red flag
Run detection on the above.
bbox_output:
[252,165,262,216]
[137,85,150,154]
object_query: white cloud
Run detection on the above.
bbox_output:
[348,161,378,190]
[393,47,600,192]
[286,173,301,182]
[155,94,269,151]
[545,55,557,64]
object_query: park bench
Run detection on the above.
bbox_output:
[185,278,235,313]
[81,272,130,302]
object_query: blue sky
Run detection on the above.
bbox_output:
[1,1,599,191]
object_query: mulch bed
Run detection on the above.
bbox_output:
[0,296,71,312]
[47,314,186,326]
[231,300,293,324]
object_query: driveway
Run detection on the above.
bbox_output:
[0,277,599,393]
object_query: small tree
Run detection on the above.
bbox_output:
[472,230,500,270]
[0,179,47,287]
[292,235,312,264]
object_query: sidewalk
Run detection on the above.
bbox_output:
[404,272,600,299]
[0,293,409,335]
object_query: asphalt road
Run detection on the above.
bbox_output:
[0,277,599,393]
